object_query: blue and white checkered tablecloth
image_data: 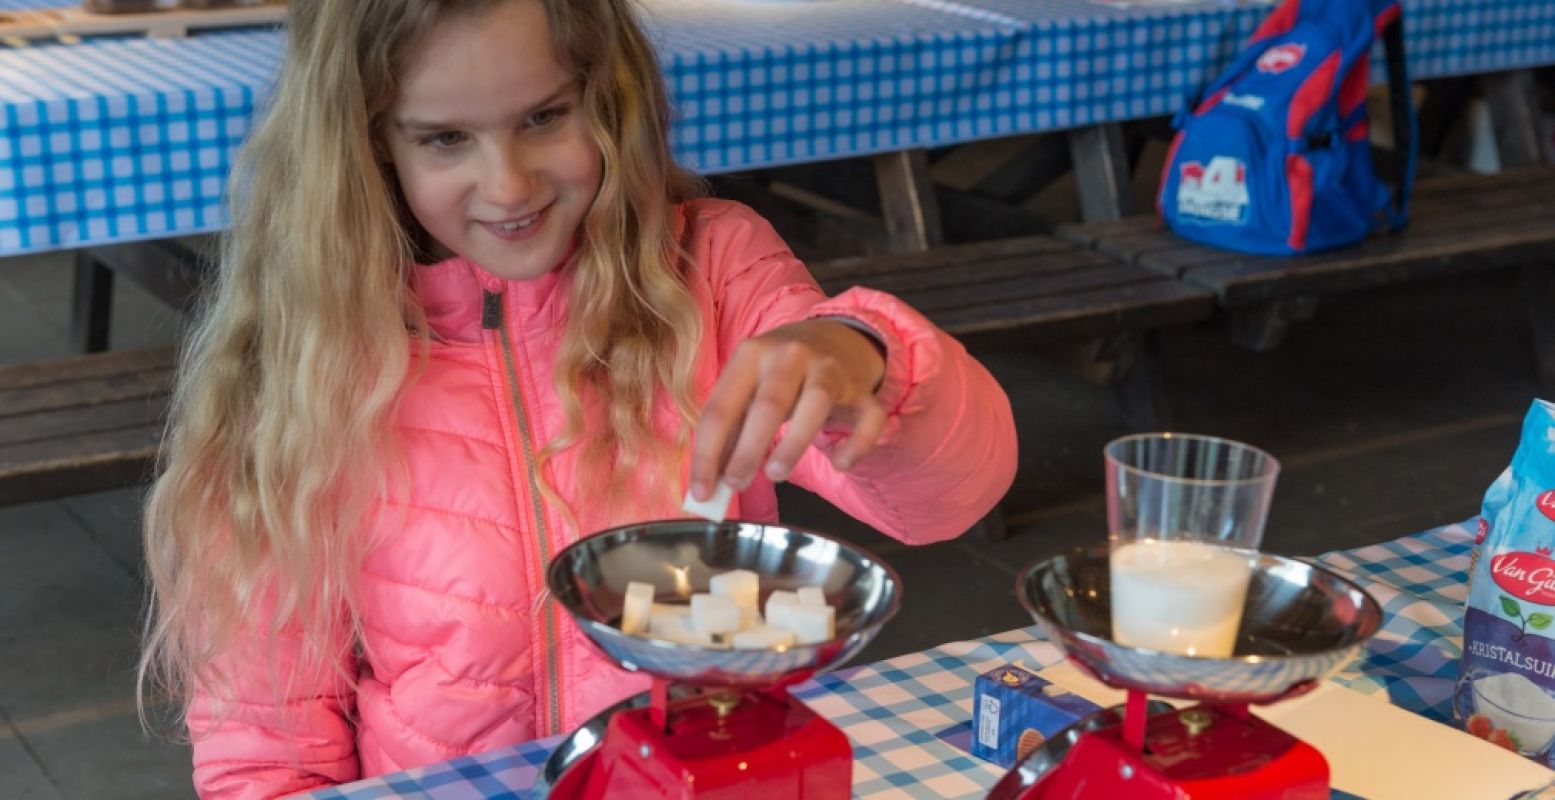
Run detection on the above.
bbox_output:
[298,520,1478,799]
[0,0,1551,255]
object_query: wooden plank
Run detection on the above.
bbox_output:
[1058,167,1555,267]
[0,394,168,449]
[0,367,172,419]
[0,347,175,392]
[1130,179,1555,285]
[811,236,1076,282]
[1189,223,1555,306]
[1055,216,1159,248]
[891,264,1175,318]
[817,249,1115,297]
[928,280,1214,343]
[0,3,285,42]
[0,425,162,506]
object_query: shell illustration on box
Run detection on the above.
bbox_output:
[1459,399,1555,764]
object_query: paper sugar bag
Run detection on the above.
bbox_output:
[1460,399,1555,766]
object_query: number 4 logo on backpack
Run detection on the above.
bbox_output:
[1177,157,1251,225]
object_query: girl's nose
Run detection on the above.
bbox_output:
[480,146,536,210]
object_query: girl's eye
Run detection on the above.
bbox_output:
[418,131,466,149]
[527,105,570,129]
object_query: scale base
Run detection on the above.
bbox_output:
[549,687,850,799]
[1020,704,1328,799]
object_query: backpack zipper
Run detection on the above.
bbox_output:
[482,289,563,735]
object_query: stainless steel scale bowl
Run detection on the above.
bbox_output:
[537,520,904,797]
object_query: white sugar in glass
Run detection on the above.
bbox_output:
[1104,433,1278,658]
[1110,539,1253,657]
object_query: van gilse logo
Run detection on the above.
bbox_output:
[1492,548,1555,605]
[1177,156,1250,224]
[1257,43,1307,74]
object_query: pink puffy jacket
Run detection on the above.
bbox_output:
[188,199,1017,798]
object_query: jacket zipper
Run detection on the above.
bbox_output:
[482,289,563,735]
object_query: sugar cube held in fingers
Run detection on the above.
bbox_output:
[681,481,734,523]
[620,581,655,635]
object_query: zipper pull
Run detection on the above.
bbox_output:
[481,289,503,330]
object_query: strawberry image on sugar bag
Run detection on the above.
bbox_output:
[1459,399,1555,765]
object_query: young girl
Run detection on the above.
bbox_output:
[140,0,1017,796]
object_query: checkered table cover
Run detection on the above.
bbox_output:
[0,0,1552,255]
[299,520,1476,799]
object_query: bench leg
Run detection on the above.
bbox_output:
[1111,332,1173,433]
[1482,69,1551,168]
[1067,123,1135,222]
[1522,266,1555,397]
[872,149,945,253]
[70,250,114,354]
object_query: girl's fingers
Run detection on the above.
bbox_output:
[721,361,806,489]
[762,382,836,482]
[690,359,759,501]
[831,399,887,472]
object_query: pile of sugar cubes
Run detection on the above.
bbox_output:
[619,569,835,649]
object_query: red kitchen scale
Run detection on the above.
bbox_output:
[537,520,902,799]
[995,545,1383,799]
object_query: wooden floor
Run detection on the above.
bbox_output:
[0,234,1540,798]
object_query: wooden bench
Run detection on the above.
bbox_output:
[1056,166,1555,389]
[0,347,174,506]
[810,234,1217,431]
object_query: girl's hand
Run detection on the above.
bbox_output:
[690,319,887,501]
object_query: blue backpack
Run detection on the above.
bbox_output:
[1158,0,1416,255]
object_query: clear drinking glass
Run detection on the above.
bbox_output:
[1104,433,1280,657]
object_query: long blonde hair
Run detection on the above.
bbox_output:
[140,0,703,728]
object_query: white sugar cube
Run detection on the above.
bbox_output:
[797,586,827,607]
[710,569,760,611]
[681,481,734,523]
[647,607,717,647]
[731,625,797,650]
[765,590,800,630]
[740,607,762,631]
[620,581,655,635]
[690,593,741,635]
[782,604,836,645]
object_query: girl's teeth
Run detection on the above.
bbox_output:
[498,217,536,232]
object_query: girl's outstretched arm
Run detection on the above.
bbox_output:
[689,200,1018,544]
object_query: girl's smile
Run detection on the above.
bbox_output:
[481,203,550,242]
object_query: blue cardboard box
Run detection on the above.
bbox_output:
[969,665,1101,768]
